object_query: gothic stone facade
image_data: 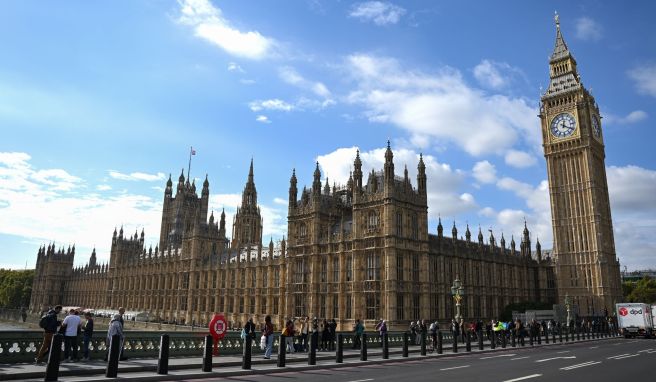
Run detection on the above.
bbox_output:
[30,146,556,330]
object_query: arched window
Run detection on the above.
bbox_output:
[367,210,379,230]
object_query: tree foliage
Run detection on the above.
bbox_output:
[0,269,34,308]
[625,276,656,304]
[500,301,553,322]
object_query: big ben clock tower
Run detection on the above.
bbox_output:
[540,13,622,315]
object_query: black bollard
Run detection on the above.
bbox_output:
[202,335,213,372]
[277,335,286,367]
[452,333,458,353]
[402,332,409,357]
[565,330,569,342]
[545,331,550,344]
[105,334,121,378]
[466,333,471,352]
[420,331,426,356]
[576,328,580,341]
[478,332,484,350]
[360,333,368,361]
[309,332,318,365]
[157,334,169,375]
[511,332,516,347]
[242,336,252,370]
[501,332,507,348]
[437,331,443,354]
[537,332,541,345]
[490,332,496,349]
[336,334,344,363]
[553,332,557,343]
[382,333,389,359]
[529,332,534,346]
[45,333,64,382]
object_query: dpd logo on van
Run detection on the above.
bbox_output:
[629,309,643,315]
[619,307,628,316]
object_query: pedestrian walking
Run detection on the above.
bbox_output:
[284,319,295,353]
[329,319,337,351]
[321,319,331,351]
[429,321,438,352]
[375,319,387,344]
[81,312,94,361]
[352,318,364,349]
[300,316,309,351]
[262,315,274,359]
[35,305,62,364]
[105,314,124,361]
[61,309,81,362]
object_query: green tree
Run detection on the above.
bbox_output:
[626,276,656,304]
[622,281,635,299]
[0,269,34,308]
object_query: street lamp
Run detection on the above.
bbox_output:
[451,276,465,321]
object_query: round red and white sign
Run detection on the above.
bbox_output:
[209,314,227,340]
[619,307,628,316]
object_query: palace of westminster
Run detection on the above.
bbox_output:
[30,18,623,329]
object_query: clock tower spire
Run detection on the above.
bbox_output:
[539,13,622,316]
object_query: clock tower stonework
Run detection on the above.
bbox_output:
[539,14,622,315]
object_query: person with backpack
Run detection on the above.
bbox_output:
[429,321,438,352]
[35,305,62,364]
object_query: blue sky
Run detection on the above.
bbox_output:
[1,0,655,270]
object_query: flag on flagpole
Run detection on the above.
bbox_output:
[191,148,196,155]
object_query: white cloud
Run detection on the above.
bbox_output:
[227,62,245,73]
[575,17,602,41]
[108,171,166,182]
[604,110,648,125]
[472,160,496,184]
[478,207,496,218]
[344,54,540,157]
[240,79,256,85]
[279,66,332,98]
[249,99,295,112]
[349,1,406,26]
[177,0,274,60]
[607,165,656,212]
[473,60,508,89]
[273,197,287,206]
[316,145,476,218]
[255,115,271,123]
[627,64,656,98]
[504,150,537,168]
[97,184,112,191]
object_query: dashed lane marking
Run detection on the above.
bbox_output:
[511,356,530,361]
[535,356,576,362]
[560,361,601,370]
[502,374,543,382]
[588,346,599,349]
[612,354,639,360]
[637,349,654,353]
[556,350,571,354]
[480,354,516,359]
[440,365,470,371]
[607,353,630,359]
[346,379,374,382]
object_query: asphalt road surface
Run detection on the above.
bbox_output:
[181,338,656,382]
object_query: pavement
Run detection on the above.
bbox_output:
[0,335,632,381]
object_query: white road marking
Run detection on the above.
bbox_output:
[480,354,516,359]
[556,350,571,354]
[440,365,471,371]
[502,375,542,382]
[560,361,601,370]
[511,356,530,361]
[346,379,374,382]
[637,349,653,353]
[612,354,639,360]
[607,353,630,359]
[589,346,599,349]
[535,356,576,362]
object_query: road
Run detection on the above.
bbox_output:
[181,338,656,382]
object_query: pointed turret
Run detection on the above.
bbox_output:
[324,177,330,195]
[544,12,581,99]
[478,226,484,246]
[89,247,97,267]
[417,153,427,196]
[465,224,471,243]
[202,174,209,194]
[536,237,542,261]
[289,168,298,210]
[384,140,394,188]
[209,210,215,225]
[452,221,458,240]
[353,149,363,192]
[312,161,321,195]
[437,217,443,238]
[510,235,516,255]
[178,169,185,191]
[500,233,506,249]
[165,173,173,196]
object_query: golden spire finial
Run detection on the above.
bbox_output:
[554,11,560,29]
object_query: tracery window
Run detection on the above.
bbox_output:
[366,253,380,281]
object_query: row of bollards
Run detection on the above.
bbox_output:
[42,328,619,381]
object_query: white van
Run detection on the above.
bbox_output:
[616,303,653,338]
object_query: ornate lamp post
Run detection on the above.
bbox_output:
[564,294,571,328]
[451,276,465,321]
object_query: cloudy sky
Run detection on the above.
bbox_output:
[1,0,654,271]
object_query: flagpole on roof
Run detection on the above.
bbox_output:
[188,146,194,182]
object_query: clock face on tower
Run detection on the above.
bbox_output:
[550,113,577,138]
[592,115,601,138]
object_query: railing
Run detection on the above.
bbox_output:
[0,330,455,364]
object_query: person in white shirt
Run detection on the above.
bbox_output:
[61,309,81,362]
